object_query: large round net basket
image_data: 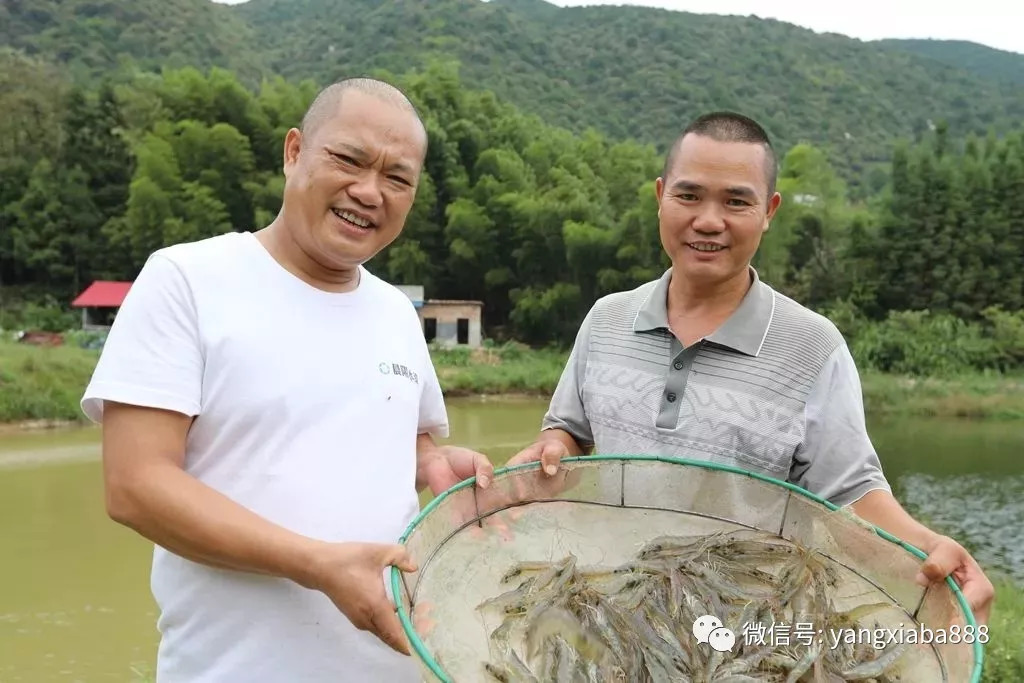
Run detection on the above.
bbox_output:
[391,455,983,682]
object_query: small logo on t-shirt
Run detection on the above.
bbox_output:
[379,361,419,384]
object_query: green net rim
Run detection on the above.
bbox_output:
[390,454,984,683]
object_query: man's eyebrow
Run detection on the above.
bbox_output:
[670,180,703,193]
[331,143,414,175]
[333,143,366,159]
[385,160,415,175]
[725,186,758,199]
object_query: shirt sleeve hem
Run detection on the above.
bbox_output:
[831,480,893,509]
[540,419,594,449]
[80,381,202,423]
[419,422,450,439]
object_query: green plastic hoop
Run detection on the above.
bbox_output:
[390,454,984,683]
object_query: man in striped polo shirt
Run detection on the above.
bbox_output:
[509,111,994,624]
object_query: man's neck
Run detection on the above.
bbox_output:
[666,267,752,344]
[256,221,360,293]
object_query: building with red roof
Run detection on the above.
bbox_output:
[71,280,133,329]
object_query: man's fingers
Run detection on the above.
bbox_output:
[474,451,494,489]
[370,606,412,656]
[540,443,566,476]
[963,580,994,625]
[506,444,540,468]
[916,539,962,585]
[960,560,995,626]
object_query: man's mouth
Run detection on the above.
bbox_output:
[687,242,726,252]
[332,208,375,229]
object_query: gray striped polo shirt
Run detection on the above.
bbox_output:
[542,267,891,508]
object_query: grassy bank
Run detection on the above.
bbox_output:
[0,338,101,424]
[2,339,1024,424]
[860,372,1024,420]
[981,575,1024,681]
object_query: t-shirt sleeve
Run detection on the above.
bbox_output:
[80,252,204,423]
[790,342,892,507]
[541,306,595,448]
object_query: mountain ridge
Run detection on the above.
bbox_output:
[5,0,1022,191]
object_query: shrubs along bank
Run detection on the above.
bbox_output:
[1,331,1023,425]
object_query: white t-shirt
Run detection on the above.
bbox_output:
[81,231,448,682]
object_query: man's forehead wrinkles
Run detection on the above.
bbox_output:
[334,142,367,157]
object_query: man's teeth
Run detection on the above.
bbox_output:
[690,243,725,252]
[334,209,371,228]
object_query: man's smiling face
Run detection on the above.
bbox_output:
[655,132,781,288]
[281,88,427,271]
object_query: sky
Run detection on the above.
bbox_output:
[213,0,1024,55]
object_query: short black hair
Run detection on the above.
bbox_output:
[661,111,778,197]
[299,77,425,143]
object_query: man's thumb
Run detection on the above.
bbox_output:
[383,544,417,573]
[541,442,565,476]
[917,542,959,585]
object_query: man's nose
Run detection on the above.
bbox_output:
[347,173,383,208]
[692,204,726,232]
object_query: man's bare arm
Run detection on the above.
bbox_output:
[414,432,443,493]
[101,400,418,654]
[102,400,324,584]
[850,489,938,550]
[852,489,994,624]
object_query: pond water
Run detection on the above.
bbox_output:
[1,397,1021,681]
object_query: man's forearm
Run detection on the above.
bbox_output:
[850,489,941,551]
[415,432,442,492]
[107,461,325,588]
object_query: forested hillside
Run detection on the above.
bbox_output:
[232,0,1024,191]
[0,0,267,83]
[5,0,1024,193]
[878,38,1024,86]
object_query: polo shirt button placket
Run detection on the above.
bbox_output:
[666,392,677,403]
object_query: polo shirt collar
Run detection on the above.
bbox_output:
[632,266,775,357]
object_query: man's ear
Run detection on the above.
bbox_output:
[283,128,302,176]
[764,191,782,231]
[655,176,665,217]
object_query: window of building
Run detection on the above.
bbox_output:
[424,317,437,342]
[457,318,469,345]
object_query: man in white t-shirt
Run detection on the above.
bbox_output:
[81,78,495,682]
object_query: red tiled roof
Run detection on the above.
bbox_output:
[71,281,133,308]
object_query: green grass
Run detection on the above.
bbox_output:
[860,372,1024,420]
[982,575,1024,682]
[430,342,567,397]
[0,338,100,424]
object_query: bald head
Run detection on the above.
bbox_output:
[299,77,426,148]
